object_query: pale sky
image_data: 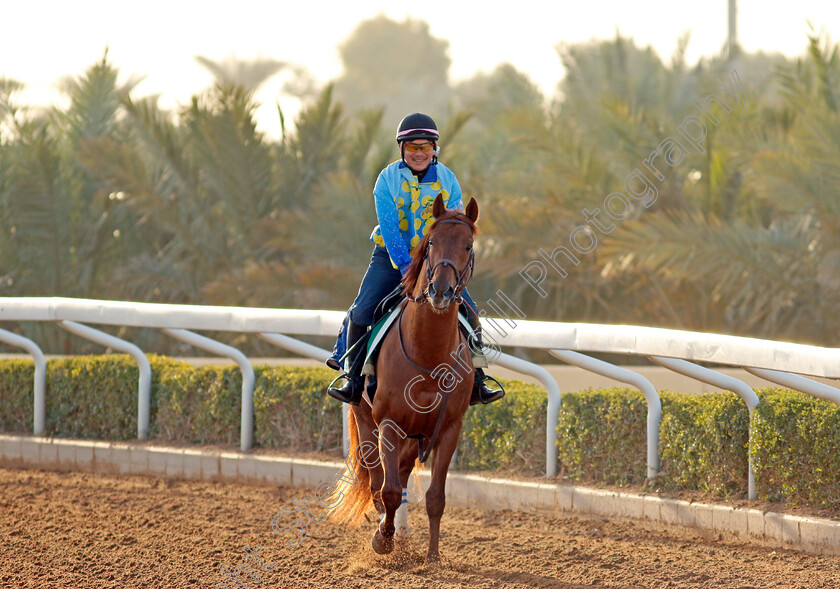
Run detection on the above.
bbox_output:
[2,0,839,138]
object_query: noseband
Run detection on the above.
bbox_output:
[407,218,474,305]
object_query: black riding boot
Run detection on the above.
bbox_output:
[471,368,505,406]
[327,320,367,405]
[466,316,505,406]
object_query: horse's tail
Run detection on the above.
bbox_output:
[328,410,373,527]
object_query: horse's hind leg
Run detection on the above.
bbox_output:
[425,424,461,563]
[352,405,385,516]
[371,426,403,555]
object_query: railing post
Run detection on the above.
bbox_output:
[550,349,661,480]
[0,328,47,436]
[649,356,759,500]
[255,332,351,453]
[58,321,152,440]
[745,367,840,406]
[492,352,562,478]
[256,333,331,363]
[160,328,255,452]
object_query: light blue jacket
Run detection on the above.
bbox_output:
[370,160,463,273]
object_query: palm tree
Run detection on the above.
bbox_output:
[598,31,840,344]
[0,54,148,351]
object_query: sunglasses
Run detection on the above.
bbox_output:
[403,142,435,153]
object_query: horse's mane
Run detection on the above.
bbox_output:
[401,209,478,297]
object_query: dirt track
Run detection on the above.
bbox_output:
[1,466,839,588]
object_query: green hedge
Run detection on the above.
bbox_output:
[554,387,840,507]
[155,363,244,444]
[556,388,651,485]
[0,359,36,433]
[0,355,184,439]
[0,357,340,447]
[658,390,750,495]
[751,389,840,508]
[457,380,547,473]
[254,367,341,452]
[1,356,839,511]
[555,388,752,494]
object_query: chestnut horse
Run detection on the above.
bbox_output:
[329,194,479,563]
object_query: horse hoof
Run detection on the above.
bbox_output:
[371,530,395,555]
[425,552,441,565]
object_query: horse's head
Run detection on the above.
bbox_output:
[403,194,479,311]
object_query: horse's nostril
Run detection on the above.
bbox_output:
[429,282,454,301]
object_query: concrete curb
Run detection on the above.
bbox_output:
[2,434,838,555]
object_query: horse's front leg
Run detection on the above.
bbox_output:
[425,423,461,564]
[395,440,418,539]
[371,430,402,554]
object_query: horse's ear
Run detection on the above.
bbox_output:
[465,197,479,224]
[432,193,446,219]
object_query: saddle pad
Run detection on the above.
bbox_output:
[361,304,403,376]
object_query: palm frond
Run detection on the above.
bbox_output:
[194,55,287,91]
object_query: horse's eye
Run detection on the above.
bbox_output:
[428,240,433,248]
[466,244,473,252]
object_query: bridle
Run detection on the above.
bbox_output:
[406,218,475,305]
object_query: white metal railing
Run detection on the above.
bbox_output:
[2,296,840,491]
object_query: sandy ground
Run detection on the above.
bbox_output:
[1,467,839,588]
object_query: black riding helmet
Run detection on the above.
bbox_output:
[396,113,440,169]
[395,113,439,143]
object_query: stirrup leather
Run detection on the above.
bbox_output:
[458,313,488,368]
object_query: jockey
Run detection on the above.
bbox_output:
[327,112,505,407]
